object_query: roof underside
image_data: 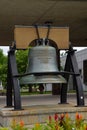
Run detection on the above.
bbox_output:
[0,0,87,47]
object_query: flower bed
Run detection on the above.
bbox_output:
[32,112,87,130]
[0,113,87,130]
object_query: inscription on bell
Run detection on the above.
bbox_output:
[30,49,56,63]
[28,46,58,73]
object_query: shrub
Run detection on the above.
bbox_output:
[32,113,87,130]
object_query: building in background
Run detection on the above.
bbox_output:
[61,48,87,91]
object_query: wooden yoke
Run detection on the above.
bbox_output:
[14,25,69,49]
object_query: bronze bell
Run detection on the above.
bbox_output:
[20,45,66,84]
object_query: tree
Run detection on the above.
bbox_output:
[16,49,29,89]
[16,49,28,74]
[0,49,7,87]
[0,48,28,89]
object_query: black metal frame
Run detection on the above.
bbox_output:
[6,45,21,110]
[6,25,84,109]
[60,46,84,106]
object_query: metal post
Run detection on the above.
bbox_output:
[69,48,84,106]
[60,46,84,106]
[6,52,13,107]
[60,53,70,103]
[6,47,22,110]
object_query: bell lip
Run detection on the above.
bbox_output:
[20,74,66,84]
[17,71,75,77]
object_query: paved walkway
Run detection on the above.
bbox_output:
[0,93,87,107]
[21,93,87,106]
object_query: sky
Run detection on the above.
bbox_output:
[0,46,9,55]
[0,46,87,55]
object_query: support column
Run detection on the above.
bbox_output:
[6,47,21,110]
[70,49,84,106]
[6,53,13,107]
[60,46,84,106]
[60,53,70,103]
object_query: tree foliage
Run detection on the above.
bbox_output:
[0,49,7,87]
[16,49,28,74]
[0,48,29,88]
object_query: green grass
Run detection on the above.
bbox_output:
[1,88,85,96]
[68,90,76,93]
[20,90,51,95]
[0,89,52,96]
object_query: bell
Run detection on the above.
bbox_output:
[20,45,66,84]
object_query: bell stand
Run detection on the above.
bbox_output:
[6,43,85,110]
[6,26,85,110]
[60,45,85,106]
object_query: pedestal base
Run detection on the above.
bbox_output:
[0,104,87,127]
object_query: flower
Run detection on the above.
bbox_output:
[35,123,40,128]
[10,119,28,130]
[32,112,86,130]
[54,113,58,121]
[75,112,84,129]
[32,123,43,130]
[65,113,69,119]
[20,120,24,127]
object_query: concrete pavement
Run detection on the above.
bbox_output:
[0,93,87,107]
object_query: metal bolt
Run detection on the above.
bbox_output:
[81,96,83,99]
